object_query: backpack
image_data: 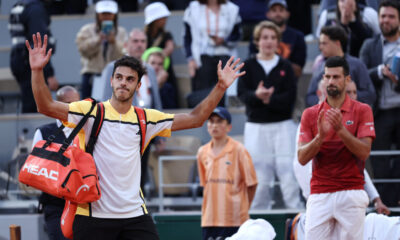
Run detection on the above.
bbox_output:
[60,104,147,239]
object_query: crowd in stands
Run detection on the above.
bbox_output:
[6,0,400,238]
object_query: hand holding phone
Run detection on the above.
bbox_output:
[101,20,114,35]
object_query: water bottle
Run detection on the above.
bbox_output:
[390,52,400,79]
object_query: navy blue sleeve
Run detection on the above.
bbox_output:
[289,32,307,68]
[225,22,241,48]
[351,60,377,107]
[183,22,193,59]
[305,72,322,107]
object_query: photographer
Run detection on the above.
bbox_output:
[76,0,127,98]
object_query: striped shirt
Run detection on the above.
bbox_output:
[63,100,174,218]
[197,137,257,227]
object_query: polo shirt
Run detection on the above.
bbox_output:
[299,95,375,194]
[63,100,174,218]
[197,137,258,227]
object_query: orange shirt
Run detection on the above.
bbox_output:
[197,137,258,227]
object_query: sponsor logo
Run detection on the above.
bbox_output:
[75,184,90,196]
[346,120,354,125]
[21,164,58,181]
[365,122,374,126]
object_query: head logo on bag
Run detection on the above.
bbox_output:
[21,163,58,181]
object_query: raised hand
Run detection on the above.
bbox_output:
[25,32,52,71]
[217,56,245,90]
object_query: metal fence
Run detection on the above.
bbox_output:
[157,150,400,212]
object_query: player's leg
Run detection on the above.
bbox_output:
[120,214,159,240]
[73,215,120,240]
[333,190,368,240]
[305,193,334,240]
[245,122,275,210]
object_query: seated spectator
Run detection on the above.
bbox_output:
[319,0,379,15]
[144,2,178,108]
[183,0,241,106]
[76,0,127,99]
[306,26,376,107]
[359,0,400,207]
[143,48,177,108]
[249,0,307,78]
[238,21,301,210]
[316,0,380,57]
[143,48,169,90]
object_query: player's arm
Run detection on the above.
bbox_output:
[337,130,372,161]
[247,184,257,207]
[171,57,245,131]
[27,33,69,121]
[298,110,328,165]
[325,108,372,161]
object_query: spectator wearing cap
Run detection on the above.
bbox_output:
[76,0,127,99]
[249,0,307,78]
[183,0,241,106]
[144,2,178,108]
[197,106,258,240]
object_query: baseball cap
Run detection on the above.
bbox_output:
[268,0,288,9]
[96,0,118,14]
[210,107,232,124]
[144,2,171,25]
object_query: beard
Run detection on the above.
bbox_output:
[326,85,341,98]
[380,24,399,37]
[272,18,286,27]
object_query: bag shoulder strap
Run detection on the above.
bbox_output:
[53,98,97,153]
[86,102,105,155]
[134,107,147,156]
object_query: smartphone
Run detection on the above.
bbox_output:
[101,20,114,35]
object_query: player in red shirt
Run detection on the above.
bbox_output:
[298,56,375,240]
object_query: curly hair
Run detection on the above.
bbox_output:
[112,56,147,82]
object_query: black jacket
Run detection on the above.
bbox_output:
[237,57,297,123]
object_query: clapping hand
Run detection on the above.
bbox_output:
[255,81,274,104]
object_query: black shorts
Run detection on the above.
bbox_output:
[73,214,159,240]
[202,226,239,240]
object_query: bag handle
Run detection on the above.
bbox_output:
[57,99,97,153]
[42,124,66,147]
